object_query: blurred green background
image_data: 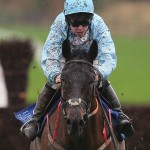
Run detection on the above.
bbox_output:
[0,0,150,105]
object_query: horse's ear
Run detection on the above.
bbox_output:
[88,40,98,61]
[62,39,72,59]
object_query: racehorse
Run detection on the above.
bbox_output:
[30,40,125,150]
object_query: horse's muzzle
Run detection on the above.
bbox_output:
[62,98,88,136]
[66,117,85,136]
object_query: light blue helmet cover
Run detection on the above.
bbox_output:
[64,0,94,15]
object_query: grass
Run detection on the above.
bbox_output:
[26,60,47,103]
[109,37,150,105]
[1,24,150,105]
[0,24,49,42]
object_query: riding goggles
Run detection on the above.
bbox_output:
[69,20,91,27]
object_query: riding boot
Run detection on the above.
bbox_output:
[100,80,134,137]
[21,82,56,141]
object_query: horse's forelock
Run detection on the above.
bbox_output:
[62,62,95,85]
[71,42,98,62]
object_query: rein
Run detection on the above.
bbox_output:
[46,59,118,150]
[96,90,119,150]
[64,60,118,150]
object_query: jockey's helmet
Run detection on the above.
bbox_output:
[64,0,94,16]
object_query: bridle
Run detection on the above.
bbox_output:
[61,60,101,120]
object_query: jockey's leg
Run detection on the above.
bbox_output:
[99,80,134,137]
[21,82,56,141]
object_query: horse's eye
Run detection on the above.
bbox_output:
[61,74,64,80]
[61,78,65,82]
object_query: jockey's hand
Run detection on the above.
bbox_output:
[55,74,61,83]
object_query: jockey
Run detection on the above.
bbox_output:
[22,0,134,141]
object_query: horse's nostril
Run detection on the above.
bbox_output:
[79,120,85,127]
[66,119,71,126]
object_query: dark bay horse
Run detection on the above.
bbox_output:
[30,40,125,150]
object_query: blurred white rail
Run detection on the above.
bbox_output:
[0,63,8,108]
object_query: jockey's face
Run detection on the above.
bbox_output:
[66,13,93,37]
[70,24,89,37]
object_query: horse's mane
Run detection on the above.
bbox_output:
[71,48,91,61]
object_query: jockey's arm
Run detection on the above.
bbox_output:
[41,13,67,85]
[91,14,117,80]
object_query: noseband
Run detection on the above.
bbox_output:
[61,60,101,120]
[61,98,91,120]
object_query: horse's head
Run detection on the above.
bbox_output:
[61,40,99,136]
